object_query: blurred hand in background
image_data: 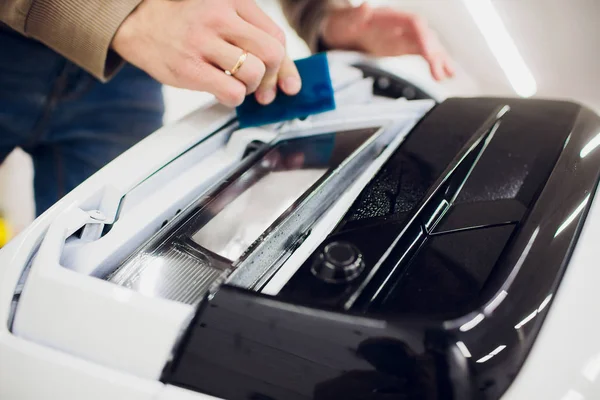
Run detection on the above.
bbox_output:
[322,3,455,81]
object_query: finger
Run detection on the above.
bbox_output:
[224,18,284,71]
[180,61,247,108]
[204,40,266,94]
[235,0,287,46]
[418,30,454,80]
[393,13,436,57]
[224,18,286,104]
[416,29,447,80]
[443,57,456,78]
[277,55,301,96]
[428,55,446,81]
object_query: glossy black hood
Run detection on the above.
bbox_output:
[162,97,600,400]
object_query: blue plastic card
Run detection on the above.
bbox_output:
[236,53,336,128]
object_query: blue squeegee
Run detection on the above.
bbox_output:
[236,53,336,128]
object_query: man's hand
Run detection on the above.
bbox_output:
[322,4,455,81]
[112,0,301,107]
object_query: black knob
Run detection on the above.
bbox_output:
[402,86,417,100]
[311,241,365,284]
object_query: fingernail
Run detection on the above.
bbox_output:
[257,87,276,105]
[282,77,301,94]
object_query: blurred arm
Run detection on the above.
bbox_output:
[279,0,349,52]
[0,0,141,81]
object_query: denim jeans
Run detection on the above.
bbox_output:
[0,28,164,215]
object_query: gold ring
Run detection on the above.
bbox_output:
[225,51,248,76]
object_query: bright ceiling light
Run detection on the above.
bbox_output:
[580,132,600,158]
[461,0,537,98]
[476,345,507,364]
[554,194,590,238]
[456,341,472,358]
[459,313,485,332]
[514,309,538,330]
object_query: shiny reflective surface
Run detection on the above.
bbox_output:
[109,249,223,304]
[459,103,600,399]
[192,169,326,261]
[375,224,515,318]
[227,125,396,290]
[164,286,466,400]
[110,128,380,304]
[165,98,600,400]
[279,103,511,314]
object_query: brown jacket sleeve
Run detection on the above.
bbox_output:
[0,0,141,81]
[279,0,349,53]
[0,0,346,82]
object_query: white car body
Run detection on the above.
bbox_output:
[1,58,600,400]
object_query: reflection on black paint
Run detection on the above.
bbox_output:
[164,98,600,400]
[314,338,437,400]
[376,224,515,319]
